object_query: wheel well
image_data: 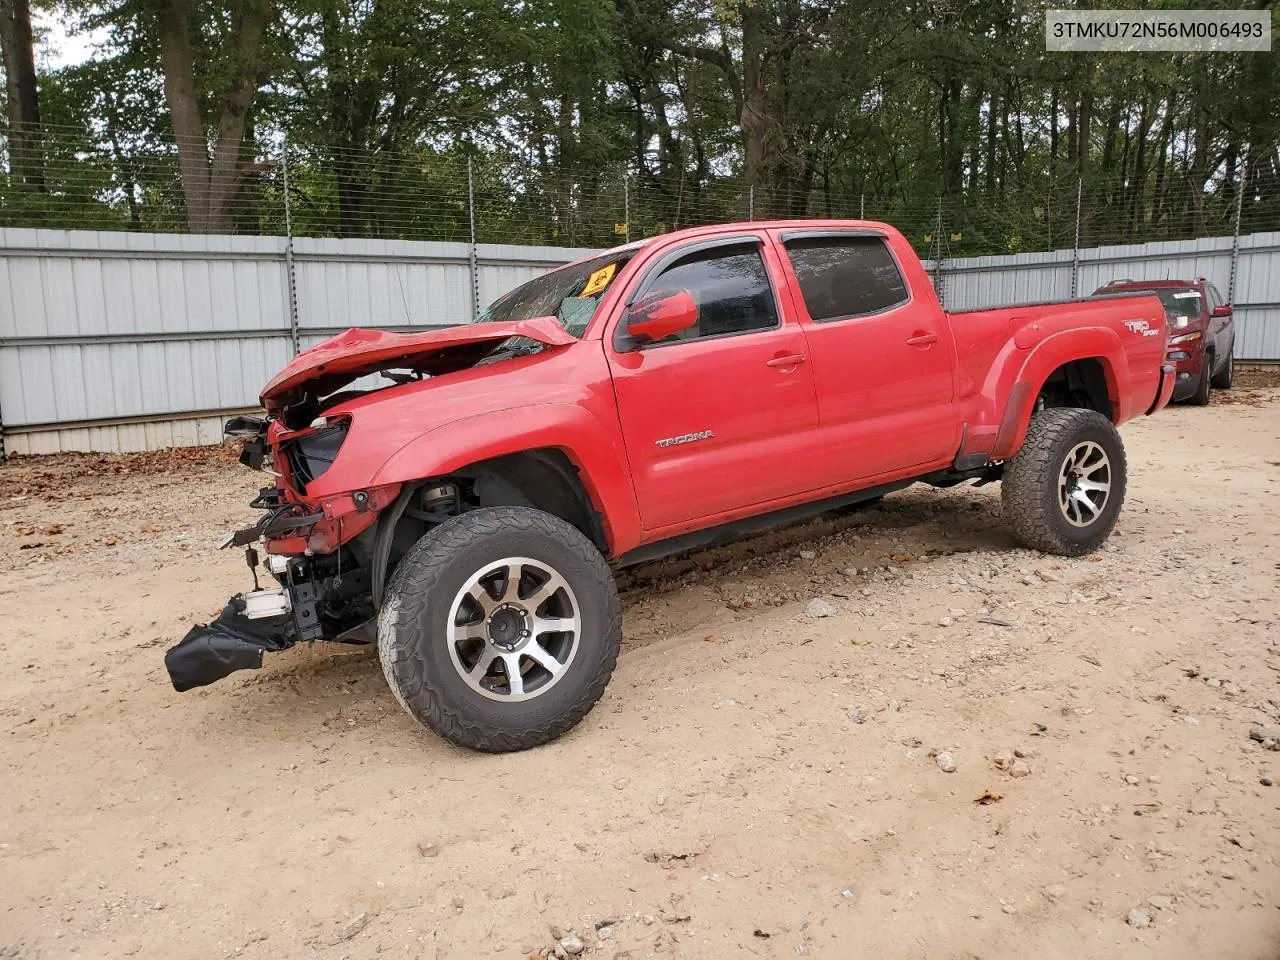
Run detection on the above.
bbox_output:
[453,449,609,553]
[367,448,609,607]
[1036,358,1113,421]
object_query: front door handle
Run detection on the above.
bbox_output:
[906,332,939,346]
[766,354,807,368]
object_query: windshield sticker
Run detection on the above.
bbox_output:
[582,263,617,297]
[1172,291,1202,299]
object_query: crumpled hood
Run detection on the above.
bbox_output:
[260,316,576,411]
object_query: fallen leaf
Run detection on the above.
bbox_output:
[975,791,1003,805]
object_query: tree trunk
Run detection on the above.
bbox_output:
[155,0,270,233]
[0,0,43,190]
[1129,101,1152,235]
[321,6,376,238]
[1049,87,1060,178]
[1151,94,1176,228]
[985,91,998,193]
[1075,88,1093,246]
[206,0,269,233]
[739,3,768,215]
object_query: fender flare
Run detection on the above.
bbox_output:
[991,328,1126,460]
[369,402,642,555]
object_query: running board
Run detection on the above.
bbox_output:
[614,480,913,569]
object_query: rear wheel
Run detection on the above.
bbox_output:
[1001,408,1127,556]
[1189,354,1212,405]
[378,506,621,752]
[1211,348,1234,389]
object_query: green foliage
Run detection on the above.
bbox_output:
[2,0,1279,251]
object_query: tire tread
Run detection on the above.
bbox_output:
[377,507,620,752]
[1001,407,1127,557]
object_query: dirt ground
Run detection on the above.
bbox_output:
[3,375,1280,960]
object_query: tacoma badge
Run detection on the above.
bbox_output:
[655,430,714,448]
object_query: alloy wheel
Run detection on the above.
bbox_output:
[446,557,581,702]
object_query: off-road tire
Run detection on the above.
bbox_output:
[1211,348,1234,389]
[1189,354,1212,406]
[377,506,621,752]
[1001,408,1127,557]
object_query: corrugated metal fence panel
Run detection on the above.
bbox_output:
[0,338,294,425]
[1077,235,1234,296]
[941,249,1073,311]
[0,230,295,439]
[0,227,288,337]
[293,237,475,331]
[1232,231,1280,361]
[2,228,1278,455]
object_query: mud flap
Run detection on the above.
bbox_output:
[165,597,295,692]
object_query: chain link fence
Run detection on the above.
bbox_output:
[3,123,1278,258]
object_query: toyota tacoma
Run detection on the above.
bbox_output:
[166,219,1176,751]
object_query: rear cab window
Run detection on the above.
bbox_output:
[782,235,910,322]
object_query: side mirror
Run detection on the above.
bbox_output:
[1211,304,1232,318]
[623,290,698,346]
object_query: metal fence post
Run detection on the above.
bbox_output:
[748,185,754,222]
[282,141,300,354]
[932,196,945,308]
[859,193,865,220]
[624,173,631,243]
[1070,178,1082,299]
[467,156,480,320]
[1223,161,1244,304]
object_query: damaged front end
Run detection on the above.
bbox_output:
[165,414,397,691]
[166,320,577,692]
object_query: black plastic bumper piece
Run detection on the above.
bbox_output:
[165,597,295,692]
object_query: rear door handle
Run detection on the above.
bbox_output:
[906,332,938,346]
[766,354,806,368]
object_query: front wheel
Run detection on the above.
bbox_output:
[1189,355,1212,406]
[1211,348,1234,389]
[1001,408,1127,556]
[378,506,621,752]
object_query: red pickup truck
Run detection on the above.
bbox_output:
[167,219,1175,751]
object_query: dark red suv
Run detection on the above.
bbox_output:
[1094,278,1235,404]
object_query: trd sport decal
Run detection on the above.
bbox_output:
[1123,318,1161,337]
[655,430,715,448]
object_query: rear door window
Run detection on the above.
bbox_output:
[783,236,909,322]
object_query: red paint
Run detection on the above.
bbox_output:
[256,219,1173,559]
[622,289,699,343]
[260,316,577,411]
[1092,278,1236,401]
